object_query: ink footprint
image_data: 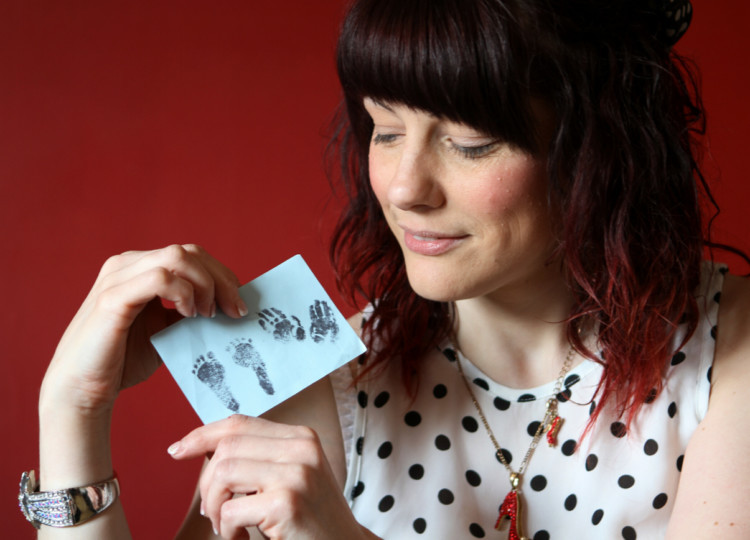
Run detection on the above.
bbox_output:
[309,300,340,343]
[226,337,275,395]
[258,307,306,342]
[192,352,239,412]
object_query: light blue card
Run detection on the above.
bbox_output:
[150,255,366,424]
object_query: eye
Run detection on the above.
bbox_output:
[450,141,499,160]
[372,132,400,145]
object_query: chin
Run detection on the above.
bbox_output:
[405,269,477,303]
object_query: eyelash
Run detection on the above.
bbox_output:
[371,132,498,160]
[450,142,498,160]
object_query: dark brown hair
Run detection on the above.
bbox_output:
[329,0,722,428]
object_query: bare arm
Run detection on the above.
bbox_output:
[36,245,247,540]
[666,274,750,538]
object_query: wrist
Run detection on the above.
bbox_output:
[38,401,114,491]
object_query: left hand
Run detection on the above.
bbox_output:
[169,414,366,540]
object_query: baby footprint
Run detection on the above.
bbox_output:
[226,338,275,395]
[258,307,306,342]
[192,352,239,412]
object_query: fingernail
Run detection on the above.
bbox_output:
[210,302,217,318]
[237,299,249,317]
[213,526,219,536]
[167,441,182,456]
[200,502,205,516]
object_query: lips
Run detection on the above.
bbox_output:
[401,227,469,256]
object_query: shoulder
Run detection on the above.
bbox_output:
[665,273,750,538]
[712,273,750,392]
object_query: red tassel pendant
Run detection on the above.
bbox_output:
[546,415,563,447]
[495,474,526,540]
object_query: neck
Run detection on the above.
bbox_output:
[454,265,577,388]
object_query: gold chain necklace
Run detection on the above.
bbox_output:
[455,345,576,540]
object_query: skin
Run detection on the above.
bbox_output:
[36,103,750,538]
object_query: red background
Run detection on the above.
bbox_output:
[1,1,747,537]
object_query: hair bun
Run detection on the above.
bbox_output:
[651,0,693,46]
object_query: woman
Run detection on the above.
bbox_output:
[26,0,750,538]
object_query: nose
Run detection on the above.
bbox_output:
[386,145,444,211]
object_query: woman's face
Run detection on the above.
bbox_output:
[365,98,557,302]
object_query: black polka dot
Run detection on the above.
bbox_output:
[653,493,668,509]
[438,489,454,504]
[714,291,721,303]
[618,475,635,489]
[589,401,597,416]
[433,384,448,399]
[676,454,684,472]
[435,435,451,451]
[561,439,577,456]
[442,347,457,361]
[497,448,513,465]
[462,416,479,433]
[533,531,550,540]
[564,374,580,387]
[585,453,598,471]
[564,494,577,511]
[494,397,511,411]
[357,391,368,408]
[622,525,637,539]
[530,475,547,491]
[719,266,729,275]
[351,481,364,498]
[469,523,486,538]
[707,365,713,382]
[373,391,390,408]
[518,393,536,402]
[356,436,364,455]
[710,326,717,340]
[413,518,426,534]
[527,420,541,436]
[557,388,572,402]
[405,411,422,426]
[409,464,424,480]
[466,470,482,487]
[377,441,393,459]
[378,495,394,512]
[668,402,677,418]
[610,421,627,438]
[592,509,604,525]
[473,378,490,391]
[671,352,686,366]
[645,388,657,404]
[644,439,658,456]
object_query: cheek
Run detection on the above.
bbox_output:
[368,152,389,205]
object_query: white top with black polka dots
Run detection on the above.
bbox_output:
[332,262,724,540]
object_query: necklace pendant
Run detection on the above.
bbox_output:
[495,488,527,540]
[546,415,563,447]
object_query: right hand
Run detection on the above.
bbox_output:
[41,244,248,415]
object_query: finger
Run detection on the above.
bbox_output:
[103,245,218,317]
[169,415,314,459]
[97,265,199,322]
[204,459,314,537]
[181,244,248,318]
[96,244,247,319]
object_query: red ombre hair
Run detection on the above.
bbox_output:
[329,0,722,429]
